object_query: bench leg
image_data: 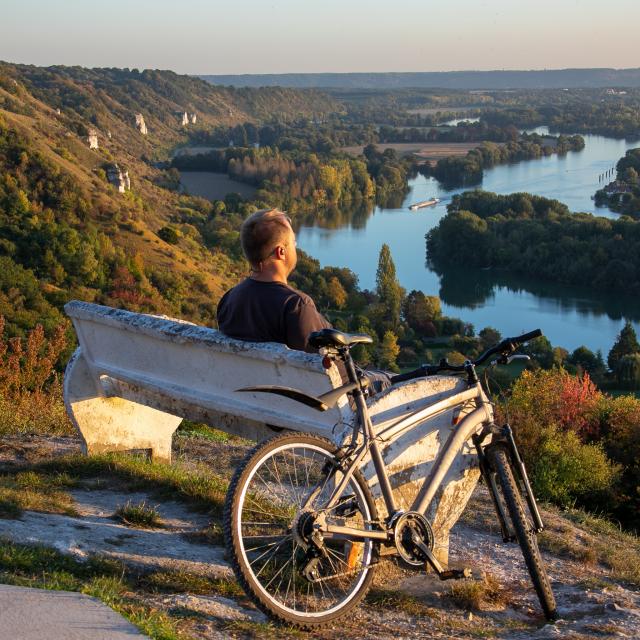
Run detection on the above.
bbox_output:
[64,348,182,464]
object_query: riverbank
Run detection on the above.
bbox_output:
[297,129,640,354]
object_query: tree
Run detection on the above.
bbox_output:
[608,321,640,371]
[479,327,501,352]
[568,346,605,378]
[375,244,403,329]
[623,167,639,186]
[378,330,400,372]
[615,353,640,389]
[402,290,440,335]
[326,277,347,309]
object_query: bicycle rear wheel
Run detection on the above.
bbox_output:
[487,445,558,620]
[224,432,379,628]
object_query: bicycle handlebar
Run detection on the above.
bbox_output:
[389,329,542,385]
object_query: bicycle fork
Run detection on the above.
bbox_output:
[473,424,545,543]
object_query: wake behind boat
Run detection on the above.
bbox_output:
[409,198,440,210]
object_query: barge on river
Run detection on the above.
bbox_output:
[409,198,440,210]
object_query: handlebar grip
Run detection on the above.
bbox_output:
[511,329,542,344]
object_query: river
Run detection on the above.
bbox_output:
[296,131,640,354]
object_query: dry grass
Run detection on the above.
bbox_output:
[539,506,640,586]
[0,470,77,518]
[366,587,438,617]
[0,387,73,437]
[446,574,507,611]
[140,569,243,598]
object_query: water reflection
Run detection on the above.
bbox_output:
[296,132,640,352]
[436,266,640,323]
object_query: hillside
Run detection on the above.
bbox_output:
[0,62,342,336]
[2,63,340,154]
[0,433,638,639]
[200,68,640,89]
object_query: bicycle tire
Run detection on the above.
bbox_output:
[487,445,558,620]
[223,432,380,628]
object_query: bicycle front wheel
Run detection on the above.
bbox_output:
[223,432,379,628]
[487,445,558,620]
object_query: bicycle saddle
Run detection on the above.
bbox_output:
[308,328,373,348]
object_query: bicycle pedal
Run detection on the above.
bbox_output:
[438,567,473,581]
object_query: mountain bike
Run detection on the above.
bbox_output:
[223,328,557,628]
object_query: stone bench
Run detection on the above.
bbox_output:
[64,300,480,562]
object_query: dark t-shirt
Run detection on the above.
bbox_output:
[216,278,331,352]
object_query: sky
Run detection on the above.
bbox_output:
[1,0,639,74]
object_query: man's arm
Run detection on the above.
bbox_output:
[284,294,331,352]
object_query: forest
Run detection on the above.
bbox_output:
[426,190,640,294]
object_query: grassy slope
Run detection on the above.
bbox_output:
[0,63,341,321]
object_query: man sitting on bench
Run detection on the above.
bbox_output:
[217,208,391,394]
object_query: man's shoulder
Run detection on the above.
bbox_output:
[281,284,317,308]
[219,279,313,305]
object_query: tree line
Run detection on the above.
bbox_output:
[426,190,640,294]
[423,134,585,187]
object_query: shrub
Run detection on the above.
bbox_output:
[157,226,180,244]
[0,317,72,436]
[504,368,618,509]
[526,425,618,506]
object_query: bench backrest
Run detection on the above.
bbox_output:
[65,301,348,439]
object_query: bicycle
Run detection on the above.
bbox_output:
[223,327,557,628]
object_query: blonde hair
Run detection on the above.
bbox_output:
[240,208,291,266]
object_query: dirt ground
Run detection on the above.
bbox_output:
[1,433,639,639]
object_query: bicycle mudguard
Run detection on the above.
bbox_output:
[237,385,330,411]
[237,380,360,412]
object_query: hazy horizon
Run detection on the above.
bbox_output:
[1,0,639,75]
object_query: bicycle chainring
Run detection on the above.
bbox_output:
[393,511,435,567]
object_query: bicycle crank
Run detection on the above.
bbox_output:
[393,511,472,580]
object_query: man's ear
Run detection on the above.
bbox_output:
[274,245,286,260]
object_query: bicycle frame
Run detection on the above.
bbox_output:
[318,354,494,544]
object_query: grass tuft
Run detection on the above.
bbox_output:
[446,574,506,611]
[115,500,162,528]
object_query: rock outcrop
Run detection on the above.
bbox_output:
[87,129,99,150]
[134,113,148,135]
[105,163,130,193]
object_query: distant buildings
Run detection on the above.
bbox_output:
[105,163,130,193]
[604,180,632,195]
[190,113,197,124]
[181,112,189,126]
